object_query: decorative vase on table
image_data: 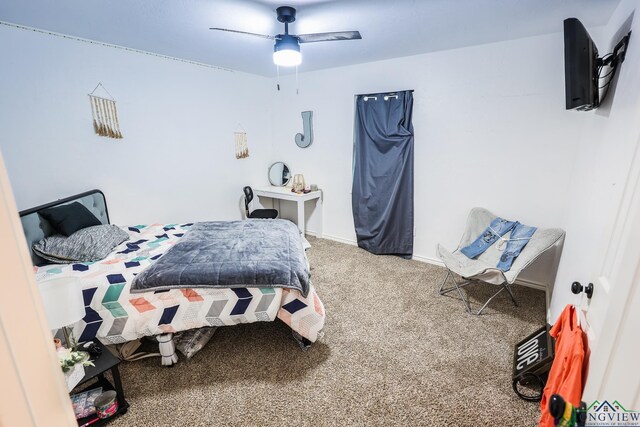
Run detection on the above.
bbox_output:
[292,174,305,193]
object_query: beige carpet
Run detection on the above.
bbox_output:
[109,237,544,427]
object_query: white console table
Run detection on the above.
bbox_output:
[253,186,323,238]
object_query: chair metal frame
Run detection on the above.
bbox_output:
[438,269,518,315]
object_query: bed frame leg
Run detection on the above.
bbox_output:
[291,331,312,351]
[157,333,178,366]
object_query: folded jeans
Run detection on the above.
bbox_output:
[460,217,537,272]
[496,223,537,271]
[460,217,517,259]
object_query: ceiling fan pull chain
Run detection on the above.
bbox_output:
[277,65,281,91]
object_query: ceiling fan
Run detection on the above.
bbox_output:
[210,6,362,67]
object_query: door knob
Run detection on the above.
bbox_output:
[571,281,593,299]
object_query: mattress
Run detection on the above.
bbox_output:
[34,223,325,345]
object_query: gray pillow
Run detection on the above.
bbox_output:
[33,224,129,264]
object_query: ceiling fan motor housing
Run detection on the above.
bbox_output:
[210,4,359,68]
[276,6,297,24]
[274,34,300,53]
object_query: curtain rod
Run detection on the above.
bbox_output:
[356,90,414,97]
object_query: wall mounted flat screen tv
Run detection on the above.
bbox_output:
[564,18,599,111]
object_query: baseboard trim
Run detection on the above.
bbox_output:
[313,233,358,247]
[411,254,445,267]
[316,234,445,267]
[512,278,547,292]
[315,233,548,292]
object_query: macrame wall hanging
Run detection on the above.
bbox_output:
[88,83,123,139]
[234,125,249,159]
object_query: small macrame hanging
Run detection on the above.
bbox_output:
[88,83,123,139]
[234,126,249,159]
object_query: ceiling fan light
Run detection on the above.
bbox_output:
[273,35,302,67]
[273,49,302,67]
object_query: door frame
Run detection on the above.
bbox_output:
[0,152,77,427]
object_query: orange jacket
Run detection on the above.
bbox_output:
[539,305,586,427]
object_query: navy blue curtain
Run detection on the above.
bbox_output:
[352,90,414,258]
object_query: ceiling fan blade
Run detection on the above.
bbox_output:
[209,28,275,40]
[296,31,362,43]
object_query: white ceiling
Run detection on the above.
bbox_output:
[0,0,621,76]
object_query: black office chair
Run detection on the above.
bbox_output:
[243,186,278,219]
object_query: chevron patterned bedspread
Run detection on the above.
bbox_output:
[34,223,325,345]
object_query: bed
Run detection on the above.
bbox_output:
[21,190,325,365]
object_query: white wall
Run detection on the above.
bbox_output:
[0,24,273,225]
[271,7,640,321]
[552,0,640,319]
[3,5,639,323]
[271,32,602,314]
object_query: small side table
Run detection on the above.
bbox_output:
[253,186,323,238]
[72,340,129,426]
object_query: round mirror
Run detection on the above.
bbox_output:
[268,162,291,186]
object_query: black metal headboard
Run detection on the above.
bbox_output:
[19,190,110,266]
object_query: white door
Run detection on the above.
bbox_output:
[581,140,640,409]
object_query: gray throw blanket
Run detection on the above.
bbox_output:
[131,220,310,297]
